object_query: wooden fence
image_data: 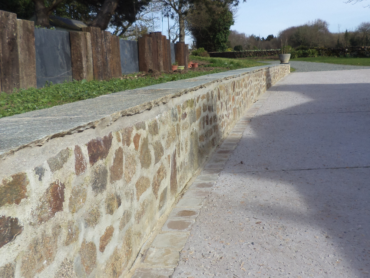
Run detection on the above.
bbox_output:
[0,10,189,94]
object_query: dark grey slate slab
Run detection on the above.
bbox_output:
[171,43,175,65]
[120,39,139,74]
[35,28,72,88]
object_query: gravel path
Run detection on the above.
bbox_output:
[172,69,370,277]
[261,60,370,72]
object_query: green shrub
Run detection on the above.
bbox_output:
[295,45,309,51]
[308,49,318,57]
[191,47,210,57]
[291,51,299,59]
[234,45,243,51]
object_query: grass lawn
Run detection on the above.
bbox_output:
[0,56,264,118]
[293,57,370,66]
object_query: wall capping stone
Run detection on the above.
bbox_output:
[0,65,285,160]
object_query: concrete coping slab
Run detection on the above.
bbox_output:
[0,65,282,158]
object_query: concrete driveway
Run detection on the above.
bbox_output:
[172,69,370,277]
[261,60,370,72]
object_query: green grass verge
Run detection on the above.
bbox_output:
[290,67,296,72]
[0,56,264,118]
[191,55,264,69]
[293,57,370,66]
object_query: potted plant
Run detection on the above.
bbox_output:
[188,61,193,68]
[171,62,178,71]
[178,65,185,70]
[192,62,198,68]
[279,39,291,64]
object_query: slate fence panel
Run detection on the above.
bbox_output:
[35,28,72,88]
[120,40,139,74]
[171,43,175,65]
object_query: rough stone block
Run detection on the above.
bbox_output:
[87,133,113,165]
[80,240,97,275]
[0,216,23,248]
[0,263,15,278]
[152,164,166,198]
[37,181,65,223]
[0,172,28,207]
[110,147,123,182]
[132,268,174,278]
[99,226,114,252]
[136,177,151,200]
[162,220,194,232]
[151,232,189,251]
[144,248,179,267]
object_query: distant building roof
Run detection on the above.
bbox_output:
[30,15,87,31]
[49,15,87,31]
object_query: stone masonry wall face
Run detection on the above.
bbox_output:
[0,66,289,278]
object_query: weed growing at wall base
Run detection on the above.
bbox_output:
[0,57,264,118]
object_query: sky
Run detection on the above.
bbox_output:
[155,0,369,43]
[232,0,370,38]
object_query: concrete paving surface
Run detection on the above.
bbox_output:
[261,60,370,72]
[169,69,370,278]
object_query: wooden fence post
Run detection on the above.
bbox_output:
[0,11,36,93]
[175,42,185,67]
[167,39,172,70]
[110,35,122,78]
[102,31,113,80]
[0,11,20,93]
[138,34,153,72]
[184,44,189,70]
[162,36,169,72]
[70,31,93,81]
[150,33,159,71]
[17,19,36,89]
[82,27,105,81]
[156,33,164,72]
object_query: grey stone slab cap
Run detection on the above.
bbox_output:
[0,65,281,157]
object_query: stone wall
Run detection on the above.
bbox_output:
[0,65,289,278]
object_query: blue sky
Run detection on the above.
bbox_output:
[155,0,370,44]
[232,0,370,38]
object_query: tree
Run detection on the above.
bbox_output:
[77,0,152,30]
[0,0,35,20]
[344,29,350,47]
[31,0,68,27]
[154,0,245,43]
[357,22,370,45]
[188,1,234,51]
[154,0,189,43]
[115,2,162,39]
[266,34,274,41]
[1,0,152,31]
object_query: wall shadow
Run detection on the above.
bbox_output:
[221,82,370,276]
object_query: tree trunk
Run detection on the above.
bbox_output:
[33,0,50,28]
[179,14,185,43]
[91,0,119,30]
